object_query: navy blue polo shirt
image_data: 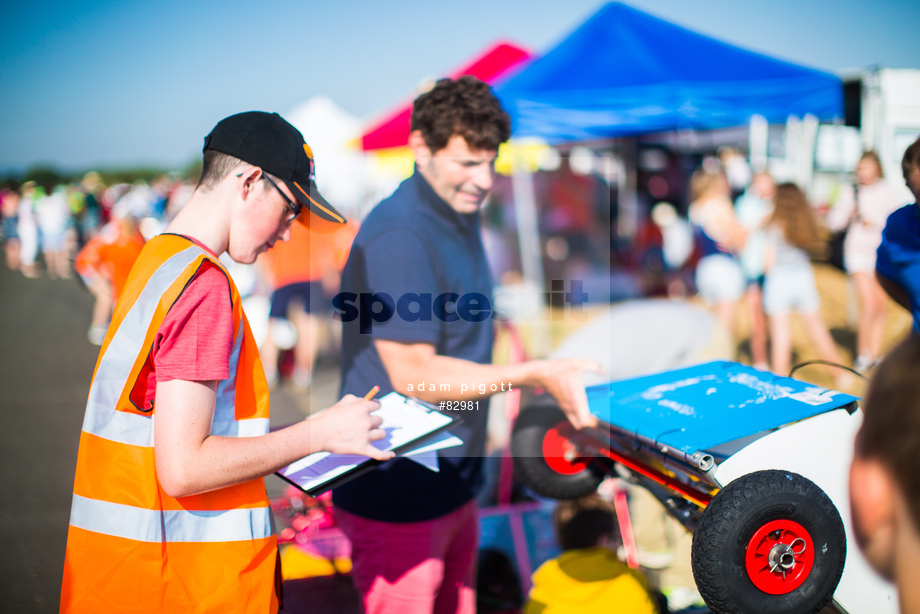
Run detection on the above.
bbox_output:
[877,203,920,333]
[332,169,494,522]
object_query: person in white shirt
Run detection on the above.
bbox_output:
[825,151,904,371]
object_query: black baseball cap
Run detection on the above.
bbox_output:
[203,111,346,230]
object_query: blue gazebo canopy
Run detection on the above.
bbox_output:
[496,2,843,143]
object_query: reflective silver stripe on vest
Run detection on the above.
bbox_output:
[212,318,241,430]
[211,314,269,438]
[82,247,202,446]
[69,494,273,543]
[211,417,271,438]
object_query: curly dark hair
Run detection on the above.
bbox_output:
[410,76,511,153]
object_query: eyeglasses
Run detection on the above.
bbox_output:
[261,173,302,225]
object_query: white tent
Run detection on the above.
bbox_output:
[285,96,367,217]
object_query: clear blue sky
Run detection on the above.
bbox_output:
[1,0,918,175]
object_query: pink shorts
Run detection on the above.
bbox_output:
[335,500,479,614]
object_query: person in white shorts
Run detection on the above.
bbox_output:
[764,183,847,388]
[689,165,746,343]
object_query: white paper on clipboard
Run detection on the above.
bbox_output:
[277,392,462,492]
[399,430,465,472]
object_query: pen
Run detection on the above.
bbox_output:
[363,386,380,401]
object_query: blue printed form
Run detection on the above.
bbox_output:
[586,362,859,457]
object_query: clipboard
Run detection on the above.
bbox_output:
[275,392,463,497]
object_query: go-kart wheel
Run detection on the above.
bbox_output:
[510,403,605,499]
[691,470,846,614]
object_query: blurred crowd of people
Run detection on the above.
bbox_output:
[0,173,193,341]
[0,171,354,390]
[0,173,188,278]
[640,148,908,383]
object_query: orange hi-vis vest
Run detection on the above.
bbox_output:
[61,234,278,613]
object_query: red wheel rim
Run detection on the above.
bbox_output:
[542,421,588,475]
[745,519,815,595]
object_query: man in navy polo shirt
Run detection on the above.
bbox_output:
[877,136,920,333]
[334,76,599,614]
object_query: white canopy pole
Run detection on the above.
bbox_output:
[511,157,550,356]
[749,114,769,173]
[615,139,638,240]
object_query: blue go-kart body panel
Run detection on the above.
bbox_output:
[586,361,859,464]
[525,361,896,614]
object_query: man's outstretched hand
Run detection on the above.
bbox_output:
[525,358,604,429]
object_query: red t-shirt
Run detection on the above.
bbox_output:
[131,237,235,412]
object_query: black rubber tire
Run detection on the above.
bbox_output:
[691,470,846,614]
[510,403,605,499]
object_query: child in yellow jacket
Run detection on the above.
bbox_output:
[525,494,659,614]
